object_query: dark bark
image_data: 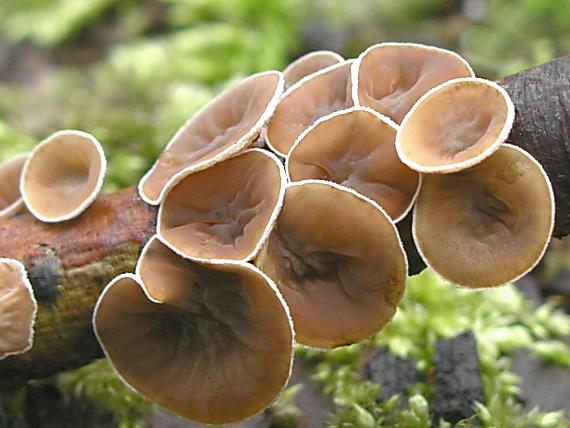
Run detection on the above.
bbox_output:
[0,57,569,387]
[499,55,570,239]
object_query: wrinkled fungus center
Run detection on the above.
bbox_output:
[465,186,516,243]
[269,227,353,296]
[160,151,281,260]
[159,273,253,354]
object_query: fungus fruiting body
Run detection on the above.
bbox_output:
[396,77,515,174]
[0,153,28,219]
[287,107,420,222]
[0,258,37,359]
[413,144,554,288]
[75,42,560,424]
[256,180,407,349]
[94,237,293,424]
[20,130,106,223]
[352,42,474,124]
[283,50,344,88]
[266,61,353,157]
[157,148,286,263]
[138,71,284,205]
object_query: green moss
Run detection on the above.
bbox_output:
[301,270,570,427]
[57,359,152,428]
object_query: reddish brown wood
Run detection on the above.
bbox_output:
[0,188,156,388]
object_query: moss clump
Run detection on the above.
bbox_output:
[300,270,570,427]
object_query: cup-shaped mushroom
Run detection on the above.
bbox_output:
[396,78,515,174]
[287,107,420,222]
[139,71,284,205]
[283,50,344,89]
[256,180,407,349]
[0,153,28,219]
[94,240,293,424]
[413,144,555,288]
[158,149,285,263]
[20,130,106,223]
[266,61,353,157]
[352,42,474,124]
[0,258,37,359]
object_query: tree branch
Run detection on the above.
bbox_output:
[0,57,569,388]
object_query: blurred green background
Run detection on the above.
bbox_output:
[1,0,569,189]
[1,1,569,427]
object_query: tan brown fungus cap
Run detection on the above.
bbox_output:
[396,77,515,173]
[413,144,555,288]
[353,42,474,124]
[287,107,420,222]
[158,148,286,263]
[256,180,407,349]
[283,50,344,89]
[21,130,106,223]
[266,61,353,157]
[0,258,37,359]
[0,153,28,219]
[94,238,294,424]
[139,71,284,205]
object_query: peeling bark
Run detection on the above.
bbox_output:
[0,57,569,387]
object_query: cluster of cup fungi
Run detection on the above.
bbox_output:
[0,42,555,424]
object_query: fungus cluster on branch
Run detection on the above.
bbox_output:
[0,42,556,424]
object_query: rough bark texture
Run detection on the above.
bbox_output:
[499,55,570,239]
[0,188,156,389]
[0,57,569,387]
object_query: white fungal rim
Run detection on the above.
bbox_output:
[283,50,344,86]
[395,77,516,174]
[272,179,408,350]
[155,148,287,265]
[138,71,285,205]
[20,130,107,223]
[351,41,475,109]
[94,265,295,422]
[0,152,29,220]
[0,258,38,360]
[286,106,421,223]
[411,143,555,289]
[265,60,353,158]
